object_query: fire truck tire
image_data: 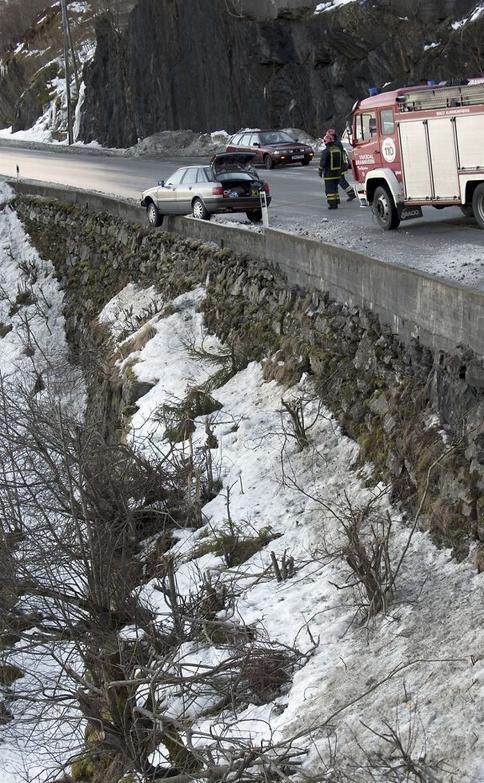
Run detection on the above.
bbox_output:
[372,185,400,231]
[460,204,474,218]
[472,184,484,229]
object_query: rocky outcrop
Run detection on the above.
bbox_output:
[79,0,483,148]
[0,1,137,132]
[0,5,64,129]
[12,61,60,132]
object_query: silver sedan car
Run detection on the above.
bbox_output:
[141,152,271,226]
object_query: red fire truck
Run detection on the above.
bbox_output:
[351,79,484,230]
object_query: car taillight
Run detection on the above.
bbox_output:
[263,182,270,194]
[212,186,224,196]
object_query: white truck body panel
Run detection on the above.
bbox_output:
[427,118,459,199]
[399,121,432,199]
[455,113,484,169]
[399,113,484,202]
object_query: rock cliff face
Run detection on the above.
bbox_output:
[79,0,484,148]
[0,0,137,133]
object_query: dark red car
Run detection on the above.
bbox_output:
[226,129,314,169]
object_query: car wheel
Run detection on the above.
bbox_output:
[192,198,211,220]
[301,159,310,166]
[460,204,475,219]
[264,154,274,170]
[372,185,400,231]
[246,209,263,223]
[472,184,484,228]
[147,201,162,227]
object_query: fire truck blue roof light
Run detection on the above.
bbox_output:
[368,87,379,97]
[427,80,436,87]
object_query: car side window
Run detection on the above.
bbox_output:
[247,133,257,146]
[196,168,208,183]
[182,168,198,185]
[165,169,185,187]
[380,109,395,135]
[231,133,242,145]
[240,133,251,147]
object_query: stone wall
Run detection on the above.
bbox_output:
[14,195,484,566]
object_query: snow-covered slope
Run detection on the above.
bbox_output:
[0,182,85,781]
[101,283,484,782]
[0,209,482,782]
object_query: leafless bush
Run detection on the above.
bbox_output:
[334,497,395,618]
[0,375,314,781]
[316,708,454,782]
[270,550,296,582]
[280,393,324,452]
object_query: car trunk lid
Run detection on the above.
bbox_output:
[211,152,256,174]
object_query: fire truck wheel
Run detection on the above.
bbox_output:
[460,204,475,219]
[472,184,484,229]
[372,185,400,231]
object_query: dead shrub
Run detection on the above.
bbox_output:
[191,521,277,567]
[8,286,36,316]
[157,386,222,444]
[235,643,296,706]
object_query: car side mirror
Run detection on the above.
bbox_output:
[158,180,165,187]
[295,138,299,142]
[253,142,260,147]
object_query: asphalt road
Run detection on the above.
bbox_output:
[1,143,484,289]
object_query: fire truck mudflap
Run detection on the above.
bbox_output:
[398,205,423,221]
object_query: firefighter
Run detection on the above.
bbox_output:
[318,129,356,209]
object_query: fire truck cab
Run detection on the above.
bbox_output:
[351,79,484,230]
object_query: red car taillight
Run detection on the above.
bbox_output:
[263,182,270,194]
[212,186,224,196]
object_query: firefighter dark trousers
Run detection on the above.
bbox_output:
[339,175,354,197]
[324,176,340,208]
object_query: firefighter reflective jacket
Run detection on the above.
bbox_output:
[318,141,347,178]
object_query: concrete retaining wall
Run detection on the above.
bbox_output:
[8,177,484,363]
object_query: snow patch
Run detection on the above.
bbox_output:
[451,4,484,29]
[314,0,356,13]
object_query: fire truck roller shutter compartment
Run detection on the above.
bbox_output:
[455,114,484,169]
[399,121,432,200]
[427,118,459,199]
